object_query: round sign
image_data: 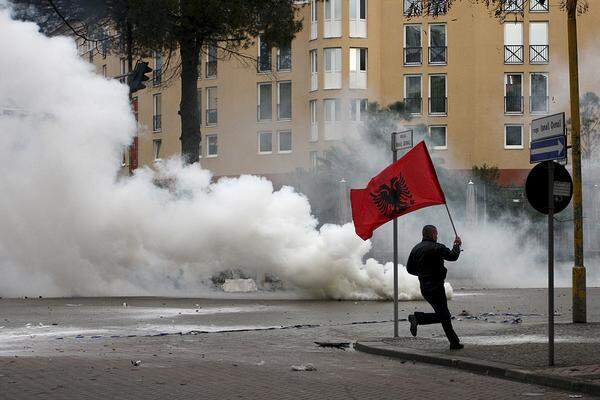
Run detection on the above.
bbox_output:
[525,161,573,215]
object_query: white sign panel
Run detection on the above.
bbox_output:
[531,112,565,142]
[394,130,413,150]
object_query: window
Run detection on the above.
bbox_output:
[102,64,107,78]
[206,44,217,78]
[324,98,342,140]
[279,130,292,153]
[153,139,162,161]
[258,34,272,72]
[153,93,162,132]
[309,100,318,142]
[207,134,218,157]
[428,0,447,15]
[429,126,447,149]
[310,151,318,170]
[119,58,127,83]
[349,0,367,38]
[324,0,342,38]
[349,48,367,89]
[404,0,422,15]
[505,125,523,149]
[349,98,368,122]
[530,22,549,64]
[278,81,292,120]
[310,0,318,40]
[206,87,218,125]
[429,24,447,64]
[324,48,342,89]
[404,75,422,115]
[531,73,548,114]
[277,44,292,71]
[310,50,318,91]
[198,140,202,159]
[153,51,163,85]
[429,74,447,115]
[503,0,524,12]
[505,74,523,114]
[504,22,523,64]
[530,0,549,12]
[258,83,272,121]
[404,25,422,66]
[258,131,272,154]
[197,88,202,125]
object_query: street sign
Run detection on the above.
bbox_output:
[525,161,573,214]
[531,112,565,142]
[392,130,413,151]
[530,135,567,164]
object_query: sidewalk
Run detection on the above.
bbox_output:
[356,322,600,397]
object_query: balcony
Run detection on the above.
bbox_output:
[153,69,162,86]
[429,46,447,64]
[404,97,422,115]
[277,53,292,71]
[530,0,549,12]
[530,96,549,114]
[403,0,422,16]
[429,97,448,115]
[257,55,272,73]
[404,47,422,65]
[530,45,549,64]
[152,115,162,132]
[504,45,524,64]
[504,95,524,114]
[503,0,524,12]
[205,61,217,78]
[206,108,218,125]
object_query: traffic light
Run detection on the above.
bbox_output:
[128,61,152,94]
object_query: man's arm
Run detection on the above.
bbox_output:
[439,236,461,261]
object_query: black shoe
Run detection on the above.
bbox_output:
[449,343,464,350]
[408,314,418,337]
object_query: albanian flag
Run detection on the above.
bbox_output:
[350,141,446,240]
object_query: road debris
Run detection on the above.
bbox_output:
[314,342,351,350]
[131,360,141,367]
[291,363,317,371]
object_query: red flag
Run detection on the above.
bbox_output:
[350,141,446,240]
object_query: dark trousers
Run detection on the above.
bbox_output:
[414,281,460,345]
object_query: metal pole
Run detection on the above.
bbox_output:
[392,133,399,338]
[567,0,586,323]
[444,203,458,237]
[548,161,555,366]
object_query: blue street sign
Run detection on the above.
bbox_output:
[530,135,567,164]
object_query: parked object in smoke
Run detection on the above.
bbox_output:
[222,279,258,293]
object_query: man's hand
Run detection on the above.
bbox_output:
[454,236,462,247]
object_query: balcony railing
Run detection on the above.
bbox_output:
[152,115,162,132]
[205,61,217,78]
[404,47,422,65]
[257,104,272,121]
[206,108,218,125]
[530,0,549,12]
[429,97,448,115]
[530,96,549,114]
[429,46,447,64]
[153,69,162,86]
[504,95,524,114]
[277,53,292,71]
[257,55,272,72]
[403,0,422,15]
[404,97,422,115]
[504,45,524,64]
[503,0,524,12]
[530,45,549,64]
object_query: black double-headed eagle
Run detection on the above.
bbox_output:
[370,175,415,218]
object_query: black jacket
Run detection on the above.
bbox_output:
[406,238,461,283]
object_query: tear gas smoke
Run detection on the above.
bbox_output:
[0,7,449,300]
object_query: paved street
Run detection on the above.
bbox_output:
[0,288,598,399]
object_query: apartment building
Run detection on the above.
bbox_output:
[85,0,600,184]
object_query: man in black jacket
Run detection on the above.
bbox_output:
[406,225,463,350]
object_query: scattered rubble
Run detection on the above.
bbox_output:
[291,363,317,371]
[131,360,141,367]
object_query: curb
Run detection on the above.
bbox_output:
[355,341,600,397]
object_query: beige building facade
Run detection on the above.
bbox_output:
[86,0,600,185]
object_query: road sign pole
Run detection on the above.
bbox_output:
[391,134,399,338]
[548,161,555,366]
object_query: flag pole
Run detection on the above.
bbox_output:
[391,133,399,338]
[444,203,458,237]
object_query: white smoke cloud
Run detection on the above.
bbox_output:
[0,7,444,300]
